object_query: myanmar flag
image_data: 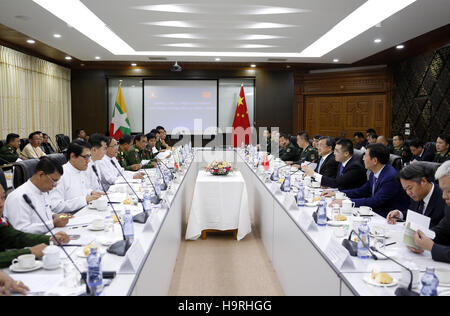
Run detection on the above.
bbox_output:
[231,84,251,147]
[110,83,131,140]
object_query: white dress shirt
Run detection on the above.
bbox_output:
[86,161,102,192]
[314,153,349,184]
[4,180,54,234]
[96,155,136,190]
[49,162,93,213]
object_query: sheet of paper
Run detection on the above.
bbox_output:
[407,210,431,230]
[66,214,102,227]
[8,273,63,295]
[156,151,171,160]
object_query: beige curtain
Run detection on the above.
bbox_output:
[0,45,71,145]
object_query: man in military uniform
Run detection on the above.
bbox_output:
[117,134,141,171]
[126,134,157,169]
[391,134,412,163]
[278,133,300,162]
[0,133,26,164]
[434,134,450,163]
[292,131,318,165]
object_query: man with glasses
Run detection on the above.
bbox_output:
[301,136,339,178]
[22,132,46,160]
[387,163,446,228]
[97,137,145,191]
[3,157,71,234]
[50,140,104,213]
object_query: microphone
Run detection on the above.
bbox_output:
[109,160,142,203]
[91,165,131,256]
[343,229,419,296]
[158,159,175,180]
[156,163,168,191]
[139,166,162,205]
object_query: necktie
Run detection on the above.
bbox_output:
[417,200,425,215]
[339,164,344,176]
[318,158,324,173]
[372,177,378,196]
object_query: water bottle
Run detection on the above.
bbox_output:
[272,167,280,181]
[420,267,439,296]
[142,191,152,214]
[105,212,115,236]
[87,247,103,296]
[357,220,370,259]
[317,197,327,227]
[241,142,245,151]
[123,209,134,244]
[283,172,291,192]
[164,169,171,182]
[297,184,305,207]
[179,150,184,165]
[154,178,162,196]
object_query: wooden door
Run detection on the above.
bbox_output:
[305,94,388,139]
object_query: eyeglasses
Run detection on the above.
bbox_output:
[46,175,61,186]
[79,154,91,160]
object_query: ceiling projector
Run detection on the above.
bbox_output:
[171,61,182,72]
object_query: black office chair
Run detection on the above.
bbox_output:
[0,140,6,148]
[13,159,39,189]
[425,142,437,155]
[20,138,30,151]
[56,134,71,152]
[416,161,442,174]
[353,149,364,163]
[0,168,7,192]
[389,154,403,172]
[47,153,67,166]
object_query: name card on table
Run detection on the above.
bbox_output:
[325,236,356,270]
[298,209,318,232]
[119,240,145,274]
[283,194,299,212]
[270,183,283,197]
[142,214,161,233]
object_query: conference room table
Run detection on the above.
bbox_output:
[3,148,450,296]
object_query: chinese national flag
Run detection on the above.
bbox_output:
[231,84,251,147]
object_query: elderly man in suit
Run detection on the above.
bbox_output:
[329,143,410,217]
[387,163,446,227]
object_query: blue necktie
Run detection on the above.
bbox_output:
[339,164,344,176]
[372,177,378,196]
[417,200,425,215]
[318,158,324,173]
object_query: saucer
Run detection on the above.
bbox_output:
[76,248,106,258]
[363,275,398,287]
[43,263,62,271]
[9,261,44,273]
[327,220,348,227]
[87,224,105,231]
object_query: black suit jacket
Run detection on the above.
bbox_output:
[431,206,450,264]
[320,155,367,191]
[412,147,435,162]
[410,185,446,228]
[315,153,339,179]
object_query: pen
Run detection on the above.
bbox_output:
[386,242,397,247]
[69,225,88,229]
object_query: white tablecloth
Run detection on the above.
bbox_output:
[185,170,251,241]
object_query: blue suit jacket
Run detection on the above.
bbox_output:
[342,164,410,217]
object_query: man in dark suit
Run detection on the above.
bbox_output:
[302,136,337,176]
[310,138,367,191]
[387,163,446,227]
[409,139,435,162]
[407,161,450,263]
[329,143,410,217]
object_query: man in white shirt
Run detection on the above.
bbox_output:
[97,137,145,191]
[86,134,108,192]
[50,140,104,213]
[4,157,70,234]
[22,132,46,159]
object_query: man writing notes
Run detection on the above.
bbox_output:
[387,163,446,228]
[301,137,338,179]
[406,161,450,263]
[307,139,366,190]
[4,157,70,234]
[0,174,69,269]
[126,134,157,169]
[327,143,409,217]
[22,132,46,159]
[50,140,103,213]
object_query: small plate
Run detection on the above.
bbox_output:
[77,248,106,258]
[98,237,117,247]
[9,261,44,273]
[87,225,105,231]
[327,220,348,227]
[363,275,398,287]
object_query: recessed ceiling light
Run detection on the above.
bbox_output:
[162,43,201,48]
[215,58,221,61]
[131,63,137,66]
[374,38,382,43]
[65,56,72,60]
[95,56,101,60]
[238,44,275,49]
[396,45,405,49]
[299,0,417,57]
[333,59,340,63]
[26,39,35,44]
[53,34,62,38]
[156,33,203,39]
[250,64,256,68]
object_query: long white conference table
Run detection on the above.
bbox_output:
[4,148,450,296]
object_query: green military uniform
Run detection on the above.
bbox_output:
[434,150,450,163]
[295,145,318,164]
[117,147,134,171]
[279,142,301,162]
[391,144,412,162]
[156,139,167,152]
[125,145,157,169]
[0,221,50,268]
[0,145,19,164]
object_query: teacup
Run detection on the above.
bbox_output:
[342,200,355,215]
[93,197,108,211]
[90,218,105,230]
[311,181,320,188]
[43,245,60,269]
[12,254,36,269]
[335,192,347,200]
[359,206,373,216]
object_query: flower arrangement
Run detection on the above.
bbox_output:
[206,161,234,176]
